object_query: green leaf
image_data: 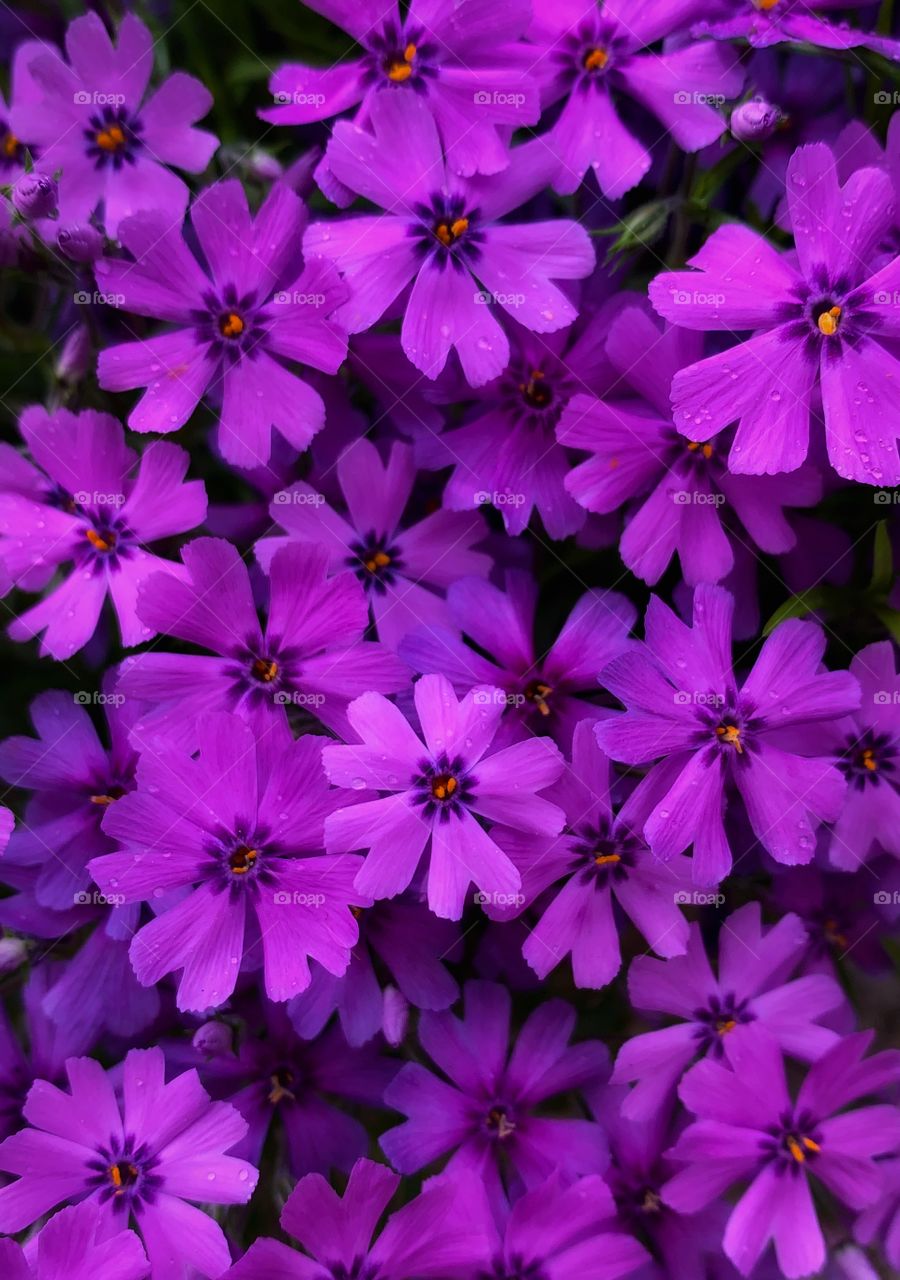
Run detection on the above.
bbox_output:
[599,198,677,262]
[763,587,836,636]
[868,520,894,597]
[875,608,900,646]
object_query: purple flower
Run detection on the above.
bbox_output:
[322,673,565,919]
[225,1158,490,1280]
[0,1046,258,1280]
[693,0,900,60]
[595,585,860,881]
[288,896,460,1045]
[11,14,218,236]
[422,310,621,538]
[612,903,844,1121]
[0,1202,149,1280]
[649,143,900,484]
[117,536,408,746]
[478,1170,650,1280]
[306,91,595,386]
[259,436,491,650]
[490,720,693,988]
[559,304,823,584]
[95,180,348,466]
[854,1156,900,1273]
[0,407,206,659]
[89,714,368,1009]
[167,1007,395,1178]
[0,685,137,910]
[527,0,743,197]
[663,1030,900,1278]
[262,0,540,177]
[380,980,609,1212]
[399,571,636,752]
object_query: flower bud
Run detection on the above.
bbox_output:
[57,223,103,264]
[12,172,58,220]
[0,936,27,973]
[730,99,781,144]
[192,1020,234,1057]
[382,985,409,1046]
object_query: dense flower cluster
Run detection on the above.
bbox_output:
[1,3,899,1279]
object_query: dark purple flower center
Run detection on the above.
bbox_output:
[77,514,135,574]
[484,1103,516,1140]
[479,1256,548,1280]
[522,678,553,717]
[838,729,897,790]
[501,353,575,430]
[762,1109,823,1175]
[363,20,436,94]
[84,106,143,170]
[348,534,404,594]
[193,286,269,361]
[1,121,24,171]
[202,825,277,898]
[328,1259,381,1280]
[693,992,755,1055]
[410,195,484,269]
[411,752,475,820]
[89,783,128,808]
[87,1135,161,1210]
[267,1066,297,1105]
[555,18,630,91]
[571,818,644,888]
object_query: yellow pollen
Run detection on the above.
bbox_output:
[802,1137,821,1153]
[387,42,417,81]
[3,131,19,158]
[96,124,126,152]
[824,917,848,948]
[687,440,714,459]
[90,794,116,806]
[861,747,877,772]
[754,0,780,8]
[229,846,258,875]
[583,47,608,70]
[268,1072,295,1105]
[525,680,553,715]
[715,724,743,753]
[220,311,244,338]
[109,1162,138,1193]
[85,528,114,552]
[252,657,278,682]
[487,1107,516,1138]
[435,217,468,247]
[431,773,458,801]
[787,1137,806,1163]
[365,550,391,573]
[716,1018,737,1035]
[817,305,841,336]
[594,852,621,866]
